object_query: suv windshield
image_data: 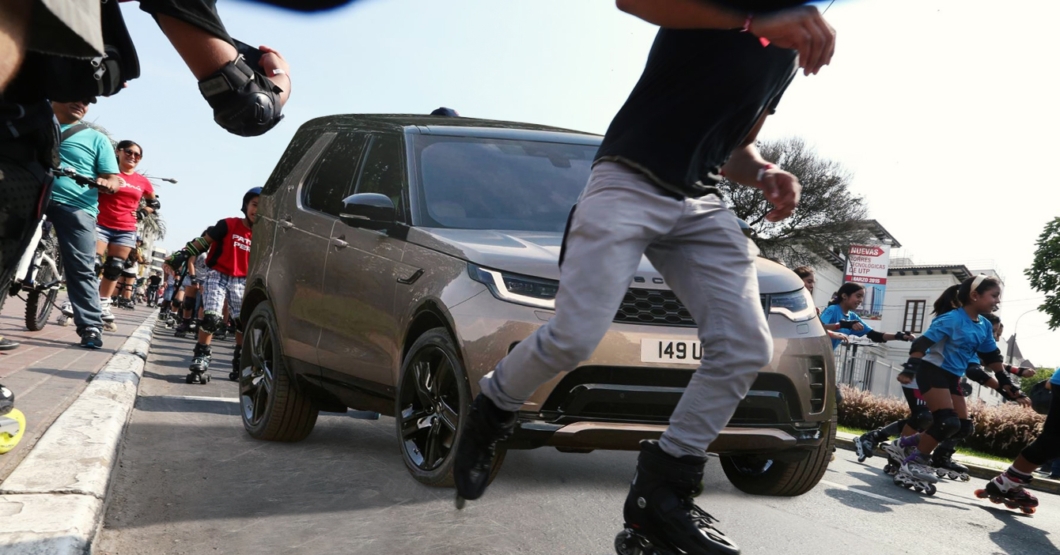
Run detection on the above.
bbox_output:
[413,134,598,232]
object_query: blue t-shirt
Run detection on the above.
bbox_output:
[1050,368,1060,388]
[820,304,873,350]
[920,310,998,377]
[51,124,119,217]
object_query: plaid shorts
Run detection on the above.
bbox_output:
[202,269,246,320]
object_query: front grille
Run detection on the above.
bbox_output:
[614,288,695,327]
[807,358,827,414]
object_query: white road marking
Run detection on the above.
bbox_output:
[820,480,901,503]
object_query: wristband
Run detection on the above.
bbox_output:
[756,163,776,183]
[838,319,858,328]
[741,13,754,33]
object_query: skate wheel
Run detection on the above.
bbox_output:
[185,374,195,384]
[454,495,466,510]
[614,529,643,555]
[1022,506,1037,515]
[202,373,211,384]
[1005,501,1020,509]
[925,484,937,496]
[229,372,239,381]
[0,409,26,454]
[974,489,990,499]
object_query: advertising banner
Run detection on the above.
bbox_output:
[844,244,891,320]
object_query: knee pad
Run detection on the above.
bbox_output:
[926,408,961,442]
[953,419,974,441]
[101,256,125,281]
[1021,431,1060,465]
[94,254,104,276]
[909,407,934,432]
[182,297,196,313]
[200,312,223,335]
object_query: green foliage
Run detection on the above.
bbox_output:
[1025,217,1060,330]
[1020,367,1055,393]
[838,385,1045,459]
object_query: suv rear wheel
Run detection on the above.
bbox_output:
[396,328,505,487]
[239,301,319,441]
[719,406,837,496]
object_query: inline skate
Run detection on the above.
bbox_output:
[932,447,970,481]
[186,343,211,384]
[975,471,1038,514]
[614,440,740,555]
[884,439,938,495]
[0,385,26,454]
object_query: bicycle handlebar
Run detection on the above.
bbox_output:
[54,167,109,192]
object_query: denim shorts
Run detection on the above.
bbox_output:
[96,224,137,248]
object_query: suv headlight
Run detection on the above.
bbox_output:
[763,288,816,322]
[468,264,558,310]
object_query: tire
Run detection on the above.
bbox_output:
[24,236,61,331]
[239,300,319,441]
[395,328,505,487]
[720,405,838,496]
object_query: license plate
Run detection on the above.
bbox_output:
[641,339,703,365]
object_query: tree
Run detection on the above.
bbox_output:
[1025,217,1060,330]
[719,137,872,266]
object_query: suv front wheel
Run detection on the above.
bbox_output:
[239,301,319,442]
[396,328,505,487]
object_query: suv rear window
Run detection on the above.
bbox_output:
[413,135,597,232]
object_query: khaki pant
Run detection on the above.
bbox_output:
[479,161,773,459]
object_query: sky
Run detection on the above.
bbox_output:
[85,0,1060,365]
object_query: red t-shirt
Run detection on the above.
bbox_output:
[96,172,154,231]
[205,217,253,277]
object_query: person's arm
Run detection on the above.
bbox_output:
[0,0,32,91]
[154,15,291,107]
[722,116,799,222]
[615,0,835,75]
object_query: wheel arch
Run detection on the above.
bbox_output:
[401,300,465,377]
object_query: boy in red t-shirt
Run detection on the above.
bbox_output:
[166,188,258,384]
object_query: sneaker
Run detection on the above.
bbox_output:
[100,298,115,323]
[78,327,103,349]
[0,337,20,351]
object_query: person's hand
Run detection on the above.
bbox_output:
[758,168,800,222]
[96,175,123,194]
[897,373,912,385]
[1016,395,1032,408]
[1020,367,1037,378]
[750,5,835,76]
[257,45,290,83]
[851,322,864,332]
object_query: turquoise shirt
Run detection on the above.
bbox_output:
[819,304,873,350]
[51,124,119,217]
[1050,368,1060,388]
[921,309,998,377]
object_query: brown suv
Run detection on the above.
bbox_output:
[239,114,836,496]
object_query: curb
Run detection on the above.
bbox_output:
[0,314,155,554]
[835,432,1060,496]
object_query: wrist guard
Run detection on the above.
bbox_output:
[198,55,284,137]
[893,331,912,341]
[838,319,857,328]
[146,198,161,210]
[900,357,920,380]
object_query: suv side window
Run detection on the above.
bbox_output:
[303,132,368,217]
[355,134,406,222]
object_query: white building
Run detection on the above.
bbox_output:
[800,220,1006,404]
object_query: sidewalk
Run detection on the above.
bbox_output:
[835,430,1060,495]
[0,295,150,483]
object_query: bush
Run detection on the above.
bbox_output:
[1020,367,1055,393]
[837,384,1046,459]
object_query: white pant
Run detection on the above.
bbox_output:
[479,161,773,458]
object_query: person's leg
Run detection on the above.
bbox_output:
[458,162,678,501]
[644,195,771,459]
[190,270,228,376]
[977,390,1060,511]
[46,204,103,343]
[98,242,131,321]
[226,277,246,380]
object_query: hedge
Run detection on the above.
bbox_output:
[837,384,1045,459]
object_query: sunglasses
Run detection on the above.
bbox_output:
[121,148,142,159]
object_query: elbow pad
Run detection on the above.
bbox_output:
[978,349,1004,366]
[965,365,991,386]
[910,336,935,354]
[184,237,210,257]
[198,56,284,137]
[866,330,886,342]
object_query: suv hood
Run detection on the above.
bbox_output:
[408,228,804,294]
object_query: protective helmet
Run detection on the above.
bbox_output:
[242,187,262,216]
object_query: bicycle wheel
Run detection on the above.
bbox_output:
[25,234,62,331]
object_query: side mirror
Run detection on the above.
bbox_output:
[340,193,395,231]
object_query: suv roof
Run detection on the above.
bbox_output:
[300,113,602,139]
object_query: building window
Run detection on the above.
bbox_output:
[903,300,926,333]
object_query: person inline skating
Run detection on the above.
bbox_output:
[452,3,837,554]
[167,188,257,384]
[146,271,162,307]
[884,275,1030,496]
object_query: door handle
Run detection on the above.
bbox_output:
[331,237,348,249]
[278,217,293,229]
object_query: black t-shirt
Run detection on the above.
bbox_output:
[595,29,798,198]
[139,0,234,46]
[148,275,162,286]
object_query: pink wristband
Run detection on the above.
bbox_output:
[756,163,776,182]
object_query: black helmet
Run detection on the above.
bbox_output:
[430,107,459,117]
[242,187,262,216]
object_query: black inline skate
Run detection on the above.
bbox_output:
[174,318,191,338]
[453,393,515,509]
[229,345,242,381]
[186,343,212,384]
[615,440,740,555]
[932,447,970,481]
[855,428,887,463]
[975,470,1038,514]
[0,385,26,454]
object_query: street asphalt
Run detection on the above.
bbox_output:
[96,324,1060,555]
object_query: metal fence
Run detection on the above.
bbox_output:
[833,340,905,399]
